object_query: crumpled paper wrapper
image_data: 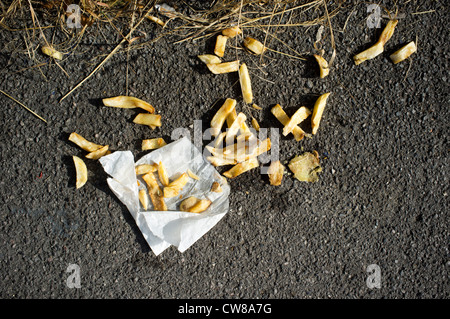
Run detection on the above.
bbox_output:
[99,136,230,256]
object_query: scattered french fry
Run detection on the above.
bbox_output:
[255,138,271,158]
[271,104,306,141]
[251,117,260,131]
[225,112,247,144]
[239,63,253,104]
[252,103,262,110]
[282,106,311,136]
[85,145,110,160]
[313,54,329,78]
[211,181,222,193]
[163,173,189,198]
[207,156,237,167]
[73,156,88,189]
[207,61,239,74]
[135,164,158,175]
[311,92,331,135]
[288,151,322,182]
[157,161,170,187]
[133,113,161,128]
[142,172,167,211]
[210,98,236,136]
[146,15,165,27]
[187,169,200,180]
[390,41,417,64]
[243,37,266,55]
[223,157,259,178]
[268,160,285,186]
[214,35,228,57]
[139,189,149,210]
[42,45,63,60]
[353,19,398,65]
[69,132,104,153]
[142,138,166,150]
[222,26,242,38]
[102,96,155,113]
[180,197,212,213]
[198,54,221,64]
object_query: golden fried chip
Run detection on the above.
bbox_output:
[282,106,311,136]
[354,19,398,65]
[198,54,222,64]
[139,189,149,210]
[180,197,212,213]
[133,113,161,128]
[223,157,259,178]
[225,112,247,145]
[270,104,306,141]
[157,161,170,187]
[85,145,110,160]
[207,156,237,167]
[251,117,260,131]
[210,98,236,136]
[288,151,322,182]
[210,181,223,193]
[69,132,104,153]
[207,61,239,74]
[73,156,87,189]
[313,54,329,78]
[142,172,167,211]
[243,37,266,55]
[214,35,228,57]
[42,45,63,60]
[390,41,417,64]
[187,169,200,180]
[142,138,166,151]
[222,26,242,38]
[163,173,189,198]
[102,96,155,113]
[239,63,253,104]
[135,163,158,175]
[311,92,331,135]
[268,160,285,186]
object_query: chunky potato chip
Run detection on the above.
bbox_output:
[69,132,104,153]
[244,37,266,55]
[282,106,311,136]
[157,161,170,187]
[207,61,239,74]
[139,189,149,210]
[239,63,253,104]
[198,54,222,64]
[163,173,189,198]
[211,98,236,136]
[210,181,222,193]
[135,163,158,175]
[180,197,212,213]
[73,156,88,189]
[222,26,242,38]
[313,54,329,78]
[102,96,155,113]
[42,45,63,60]
[311,92,331,135]
[207,156,237,167]
[268,160,285,186]
[288,151,322,182]
[226,112,247,145]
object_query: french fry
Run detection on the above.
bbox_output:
[198,54,221,64]
[102,96,155,113]
[243,37,266,55]
[207,61,239,74]
[133,113,161,128]
[239,63,253,104]
[214,35,228,57]
[225,112,247,145]
[163,173,189,198]
[223,157,259,178]
[207,156,237,167]
[210,98,236,136]
[146,15,165,27]
[390,41,417,64]
[313,54,329,78]
[73,156,88,189]
[135,163,158,175]
[252,103,262,110]
[222,26,242,38]
[157,161,170,187]
[251,117,260,131]
[142,138,166,150]
[69,132,104,153]
[142,172,167,211]
[271,104,306,141]
[255,138,271,157]
[211,181,223,193]
[139,189,149,210]
[180,197,212,213]
[214,131,227,148]
[268,160,285,186]
[282,106,311,136]
[187,169,200,180]
[85,145,110,160]
[311,92,331,135]
[150,192,167,211]
[354,19,398,65]
[188,199,212,214]
[42,45,63,60]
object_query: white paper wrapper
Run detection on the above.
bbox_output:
[99,136,230,256]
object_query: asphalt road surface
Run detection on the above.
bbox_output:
[0,0,448,298]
